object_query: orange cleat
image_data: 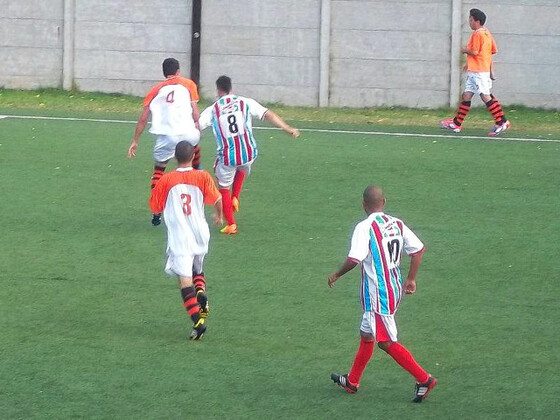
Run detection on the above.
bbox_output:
[220,224,238,235]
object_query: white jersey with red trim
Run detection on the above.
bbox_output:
[198,94,268,166]
[347,212,424,316]
[144,76,200,136]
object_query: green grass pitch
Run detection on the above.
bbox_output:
[1,112,559,419]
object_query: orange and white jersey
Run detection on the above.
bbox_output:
[149,167,220,257]
[144,76,200,136]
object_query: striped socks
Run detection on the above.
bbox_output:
[180,286,201,324]
[453,101,471,127]
[485,97,507,125]
[151,165,166,189]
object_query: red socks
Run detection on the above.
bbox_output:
[219,188,236,225]
[348,338,374,385]
[485,97,507,125]
[232,171,246,200]
[180,286,200,323]
[193,145,201,169]
[386,342,430,383]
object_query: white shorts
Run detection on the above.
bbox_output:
[214,159,254,188]
[153,131,200,163]
[464,72,492,96]
[164,253,204,278]
[360,311,398,342]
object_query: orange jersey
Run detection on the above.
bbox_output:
[143,76,200,136]
[150,168,220,257]
[466,28,497,72]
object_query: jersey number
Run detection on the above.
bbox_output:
[386,239,400,264]
[166,90,175,103]
[227,115,239,134]
[181,193,191,216]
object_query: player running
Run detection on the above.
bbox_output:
[441,8,511,136]
[328,185,437,403]
[198,75,300,234]
[128,58,202,226]
[149,141,223,340]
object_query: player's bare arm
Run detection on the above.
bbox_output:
[192,102,200,130]
[128,106,151,158]
[404,249,425,294]
[264,110,300,138]
[213,197,224,226]
[328,259,359,288]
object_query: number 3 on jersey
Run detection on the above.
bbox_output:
[181,193,191,215]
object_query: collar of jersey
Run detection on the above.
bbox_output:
[176,167,194,172]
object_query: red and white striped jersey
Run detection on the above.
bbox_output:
[198,94,268,166]
[348,212,424,315]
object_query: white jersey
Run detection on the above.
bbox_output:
[149,167,221,258]
[198,94,268,166]
[348,212,424,315]
[143,76,200,136]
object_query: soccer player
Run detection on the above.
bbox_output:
[328,186,437,403]
[128,58,202,226]
[198,75,300,234]
[149,141,223,340]
[441,8,511,136]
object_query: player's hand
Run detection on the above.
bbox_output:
[289,128,300,138]
[490,71,496,80]
[127,142,138,158]
[327,273,339,288]
[404,278,417,294]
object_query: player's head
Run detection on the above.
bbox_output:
[362,185,386,214]
[175,141,195,164]
[216,75,232,96]
[162,58,180,78]
[469,9,486,28]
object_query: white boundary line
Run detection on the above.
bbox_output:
[1,114,559,143]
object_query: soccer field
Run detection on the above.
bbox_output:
[1,113,559,419]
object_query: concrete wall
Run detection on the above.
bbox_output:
[0,0,64,89]
[1,0,559,109]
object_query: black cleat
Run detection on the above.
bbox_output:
[151,213,161,226]
[190,318,207,340]
[412,375,437,403]
[331,373,358,394]
[196,290,210,319]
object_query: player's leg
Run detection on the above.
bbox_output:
[482,90,510,136]
[184,131,202,169]
[215,161,238,234]
[192,255,209,317]
[375,314,436,402]
[331,312,376,393]
[442,75,475,132]
[166,254,206,339]
[231,163,251,212]
[151,136,176,225]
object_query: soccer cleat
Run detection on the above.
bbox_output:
[151,213,162,226]
[190,318,207,340]
[440,119,462,133]
[197,290,210,319]
[331,373,358,394]
[412,375,437,403]
[232,196,240,213]
[220,224,238,235]
[488,120,511,137]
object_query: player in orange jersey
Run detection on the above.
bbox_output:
[441,9,511,136]
[128,58,202,226]
[149,141,223,340]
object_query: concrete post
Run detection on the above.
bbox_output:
[449,0,462,107]
[62,0,75,90]
[319,0,331,107]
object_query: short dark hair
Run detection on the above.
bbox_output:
[470,8,486,25]
[175,141,194,163]
[216,75,232,93]
[162,58,180,77]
